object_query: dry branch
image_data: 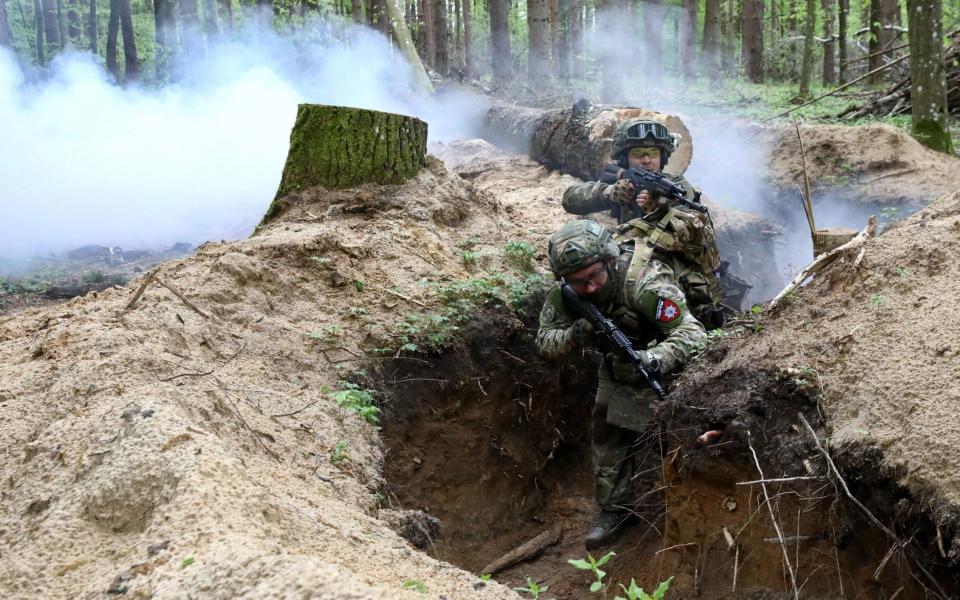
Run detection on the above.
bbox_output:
[123,268,158,311]
[154,277,210,319]
[479,528,561,575]
[769,217,876,309]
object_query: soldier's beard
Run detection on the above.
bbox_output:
[582,279,615,305]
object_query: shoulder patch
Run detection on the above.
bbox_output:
[655,298,681,323]
[542,304,556,322]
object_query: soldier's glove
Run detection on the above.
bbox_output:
[638,349,661,374]
[567,318,594,348]
[606,180,636,206]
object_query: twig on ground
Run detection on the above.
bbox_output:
[736,476,822,486]
[479,529,562,575]
[384,288,427,307]
[124,269,159,311]
[655,542,699,555]
[159,368,215,382]
[498,348,528,364]
[154,277,210,319]
[748,430,801,600]
[269,399,321,418]
[798,413,949,600]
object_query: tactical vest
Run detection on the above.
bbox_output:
[612,207,724,329]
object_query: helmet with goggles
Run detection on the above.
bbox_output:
[611,119,679,169]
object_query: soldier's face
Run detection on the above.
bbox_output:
[565,261,610,298]
[627,147,661,171]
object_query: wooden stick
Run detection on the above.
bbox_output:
[479,529,561,575]
[747,431,800,600]
[154,277,210,319]
[769,217,876,309]
[793,118,817,237]
[798,413,949,600]
[840,41,909,66]
[123,269,158,311]
[736,476,822,486]
[766,54,910,120]
[384,287,427,308]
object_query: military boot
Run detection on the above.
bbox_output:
[584,510,634,549]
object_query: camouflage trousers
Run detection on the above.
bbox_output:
[592,356,661,511]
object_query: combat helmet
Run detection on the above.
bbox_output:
[611,119,680,170]
[548,220,620,277]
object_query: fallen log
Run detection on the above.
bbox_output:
[479,528,562,576]
[262,105,428,223]
[481,100,693,179]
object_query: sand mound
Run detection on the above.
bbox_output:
[669,189,960,570]
[763,122,960,207]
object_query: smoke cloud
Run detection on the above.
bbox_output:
[0,22,486,260]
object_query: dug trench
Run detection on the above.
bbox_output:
[376,301,959,599]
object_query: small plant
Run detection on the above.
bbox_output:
[504,240,536,271]
[354,279,366,292]
[479,574,493,582]
[615,577,673,600]
[347,306,367,318]
[330,441,349,463]
[568,551,615,594]
[895,266,911,278]
[308,324,344,343]
[514,576,549,599]
[750,304,763,315]
[402,579,428,593]
[80,270,107,284]
[330,383,380,424]
[181,556,195,568]
[308,255,331,265]
[869,293,888,308]
[461,249,480,267]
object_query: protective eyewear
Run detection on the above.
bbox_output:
[628,147,662,159]
[625,121,669,141]
[565,262,609,289]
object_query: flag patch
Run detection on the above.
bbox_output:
[655,298,680,323]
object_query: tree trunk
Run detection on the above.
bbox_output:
[489,0,511,82]
[797,0,814,97]
[384,0,434,93]
[264,105,428,223]
[702,0,722,81]
[57,0,66,46]
[453,0,461,51]
[597,0,629,101]
[906,0,953,153]
[219,0,233,32]
[257,0,272,28]
[352,0,362,21]
[570,0,583,78]
[204,0,220,38]
[422,0,435,66]
[0,0,13,49]
[742,0,764,82]
[821,0,834,85]
[868,0,881,83]
[180,0,199,31]
[550,0,559,73]
[106,0,119,78]
[481,101,694,178]
[681,0,697,80]
[66,0,81,42]
[722,0,734,72]
[88,0,97,53]
[155,0,174,81]
[528,0,550,79]
[557,0,569,78]
[878,0,899,68]
[837,0,847,82]
[35,0,46,63]
[463,0,472,78]
[41,0,60,47]
[434,0,448,75]
[118,0,138,80]
[645,0,664,81]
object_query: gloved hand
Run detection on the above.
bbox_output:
[567,318,594,348]
[606,179,636,206]
[638,349,661,374]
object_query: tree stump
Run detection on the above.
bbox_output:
[263,104,428,222]
[481,100,693,179]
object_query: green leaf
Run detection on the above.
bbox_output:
[590,581,603,593]
[181,556,195,568]
[567,559,592,570]
[402,579,427,593]
[651,576,673,599]
[595,551,616,566]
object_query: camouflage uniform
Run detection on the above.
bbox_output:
[536,249,706,511]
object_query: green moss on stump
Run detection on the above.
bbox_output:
[912,119,956,156]
[262,104,428,222]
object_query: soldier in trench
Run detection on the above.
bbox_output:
[536,220,707,549]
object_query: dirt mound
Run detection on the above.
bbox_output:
[763,122,960,208]
[660,190,960,595]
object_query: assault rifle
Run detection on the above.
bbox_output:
[560,283,667,401]
[600,163,708,214]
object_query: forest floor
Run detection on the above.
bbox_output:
[1,118,959,599]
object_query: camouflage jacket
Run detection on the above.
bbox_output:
[536,254,706,376]
[561,166,699,225]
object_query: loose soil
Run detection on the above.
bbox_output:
[1,121,958,599]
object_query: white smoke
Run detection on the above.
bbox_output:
[0,21,486,260]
